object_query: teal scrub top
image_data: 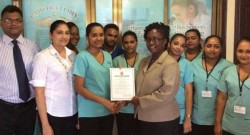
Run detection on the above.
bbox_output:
[113,53,146,113]
[191,58,233,125]
[218,65,250,135]
[73,50,113,117]
[181,51,203,61]
[175,56,194,124]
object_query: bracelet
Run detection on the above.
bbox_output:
[185,114,191,118]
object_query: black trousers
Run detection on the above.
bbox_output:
[116,112,136,135]
[135,117,180,135]
[38,113,78,135]
[191,122,214,135]
[0,98,37,135]
[78,114,114,135]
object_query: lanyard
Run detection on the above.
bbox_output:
[237,66,250,96]
[204,59,220,90]
[125,53,137,68]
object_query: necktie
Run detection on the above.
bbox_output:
[12,40,30,101]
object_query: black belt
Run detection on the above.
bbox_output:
[0,98,35,109]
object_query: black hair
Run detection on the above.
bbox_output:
[122,30,138,42]
[236,37,250,49]
[144,22,170,41]
[86,22,103,37]
[203,35,223,59]
[167,33,186,50]
[1,5,22,19]
[50,20,68,34]
[204,35,223,47]
[185,28,202,50]
[234,37,250,64]
[67,22,78,29]
[170,33,186,43]
[104,23,119,33]
[185,28,201,39]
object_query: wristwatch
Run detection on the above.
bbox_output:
[185,114,192,118]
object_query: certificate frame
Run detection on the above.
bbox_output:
[110,68,135,101]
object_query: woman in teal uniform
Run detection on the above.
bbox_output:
[73,22,118,135]
[168,33,193,135]
[191,35,233,135]
[113,30,146,135]
[215,38,250,135]
[184,29,203,61]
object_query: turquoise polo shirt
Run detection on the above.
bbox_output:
[175,56,194,124]
[113,53,146,113]
[73,50,112,117]
[191,58,233,125]
[218,65,250,135]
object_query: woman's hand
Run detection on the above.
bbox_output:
[115,101,126,110]
[183,117,192,133]
[214,123,223,135]
[104,100,119,114]
[42,124,54,135]
[131,96,140,106]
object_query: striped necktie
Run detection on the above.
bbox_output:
[12,40,30,101]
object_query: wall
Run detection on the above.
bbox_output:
[226,0,235,62]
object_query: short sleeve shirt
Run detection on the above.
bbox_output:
[73,50,113,117]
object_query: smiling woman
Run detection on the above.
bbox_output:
[215,38,250,135]
[112,30,147,135]
[66,22,80,54]
[31,20,78,135]
[191,35,233,135]
[131,22,180,135]
[73,22,116,135]
[168,33,194,135]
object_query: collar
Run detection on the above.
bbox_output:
[2,34,25,46]
[48,44,74,57]
[143,51,169,72]
[152,50,169,64]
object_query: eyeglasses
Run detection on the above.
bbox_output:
[3,18,23,24]
[146,37,164,43]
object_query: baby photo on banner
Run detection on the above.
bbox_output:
[168,0,212,39]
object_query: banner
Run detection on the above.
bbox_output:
[22,0,86,50]
[168,0,212,39]
[122,0,165,55]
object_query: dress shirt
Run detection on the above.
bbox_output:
[0,34,40,103]
[31,45,77,117]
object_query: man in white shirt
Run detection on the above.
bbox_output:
[0,5,40,135]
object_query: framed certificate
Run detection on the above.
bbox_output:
[110,68,135,101]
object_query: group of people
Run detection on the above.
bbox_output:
[1,5,250,135]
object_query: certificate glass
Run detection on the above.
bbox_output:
[110,68,135,101]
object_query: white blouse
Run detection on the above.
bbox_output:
[31,45,77,117]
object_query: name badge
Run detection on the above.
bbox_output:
[234,106,246,114]
[202,90,212,97]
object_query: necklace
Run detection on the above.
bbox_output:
[54,52,73,80]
